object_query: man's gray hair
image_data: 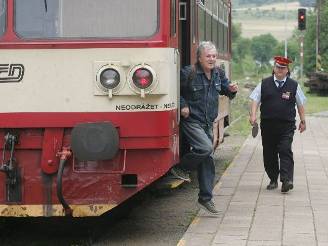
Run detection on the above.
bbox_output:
[196,41,217,60]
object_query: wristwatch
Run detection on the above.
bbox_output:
[300,120,306,124]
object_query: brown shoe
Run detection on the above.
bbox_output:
[266,181,278,190]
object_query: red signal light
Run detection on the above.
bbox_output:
[132,68,153,89]
[298,8,306,30]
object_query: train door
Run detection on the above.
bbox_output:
[178,0,191,67]
[178,0,194,157]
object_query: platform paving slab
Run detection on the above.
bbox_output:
[178,117,328,246]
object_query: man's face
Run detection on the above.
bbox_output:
[198,48,217,73]
[274,64,288,79]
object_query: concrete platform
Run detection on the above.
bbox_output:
[178,116,328,246]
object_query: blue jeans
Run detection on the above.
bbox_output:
[179,120,215,202]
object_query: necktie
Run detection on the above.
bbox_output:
[276,80,284,88]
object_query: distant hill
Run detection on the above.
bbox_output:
[232,1,300,41]
[233,0,315,8]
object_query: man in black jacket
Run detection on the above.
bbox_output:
[249,56,306,193]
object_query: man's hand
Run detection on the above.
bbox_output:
[228,83,238,93]
[298,120,306,133]
[181,106,190,118]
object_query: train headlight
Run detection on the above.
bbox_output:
[128,64,157,97]
[96,65,125,98]
[100,68,120,89]
[132,68,153,89]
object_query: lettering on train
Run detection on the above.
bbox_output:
[0,64,25,83]
[116,104,159,111]
[163,102,175,109]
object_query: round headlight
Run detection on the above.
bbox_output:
[100,68,120,89]
[132,68,153,89]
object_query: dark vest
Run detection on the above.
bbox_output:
[260,76,298,122]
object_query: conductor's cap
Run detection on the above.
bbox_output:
[274,56,292,68]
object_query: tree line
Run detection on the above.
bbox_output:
[232,3,328,79]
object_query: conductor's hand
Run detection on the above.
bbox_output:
[249,115,257,126]
[181,106,190,119]
[298,121,306,133]
[228,83,238,93]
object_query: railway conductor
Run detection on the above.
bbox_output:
[249,56,307,193]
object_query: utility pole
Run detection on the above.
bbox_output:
[300,34,304,79]
[316,0,321,71]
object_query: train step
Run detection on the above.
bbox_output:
[153,175,185,190]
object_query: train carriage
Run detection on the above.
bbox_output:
[0,0,231,217]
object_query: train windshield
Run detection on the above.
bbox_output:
[14,0,159,39]
[0,0,5,37]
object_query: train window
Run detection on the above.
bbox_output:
[205,13,212,41]
[197,4,205,42]
[0,0,6,37]
[213,0,219,18]
[179,2,187,21]
[205,0,212,14]
[218,22,224,52]
[14,0,159,39]
[219,0,224,21]
[223,4,228,24]
[212,18,218,49]
[218,0,227,53]
[224,26,228,52]
[197,0,205,6]
[191,1,196,44]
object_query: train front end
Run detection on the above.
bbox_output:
[0,0,179,217]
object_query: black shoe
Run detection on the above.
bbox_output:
[266,181,278,190]
[281,180,293,193]
[198,200,219,215]
[170,167,191,182]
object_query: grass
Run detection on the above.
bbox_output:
[227,114,251,136]
[299,79,328,114]
[304,90,328,114]
[226,80,253,137]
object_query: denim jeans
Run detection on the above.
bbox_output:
[179,120,215,202]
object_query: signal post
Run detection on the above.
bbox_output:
[298,8,306,79]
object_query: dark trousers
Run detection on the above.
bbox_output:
[261,120,296,183]
[179,120,214,202]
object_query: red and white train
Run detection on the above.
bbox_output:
[0,0,232,217]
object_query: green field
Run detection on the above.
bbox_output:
[232,2,300,41]
[304,91,328,114]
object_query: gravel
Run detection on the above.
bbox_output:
[0,135,246,246]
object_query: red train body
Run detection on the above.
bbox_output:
[0,0,231,217]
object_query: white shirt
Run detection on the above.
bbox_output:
[249,76,307,106]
